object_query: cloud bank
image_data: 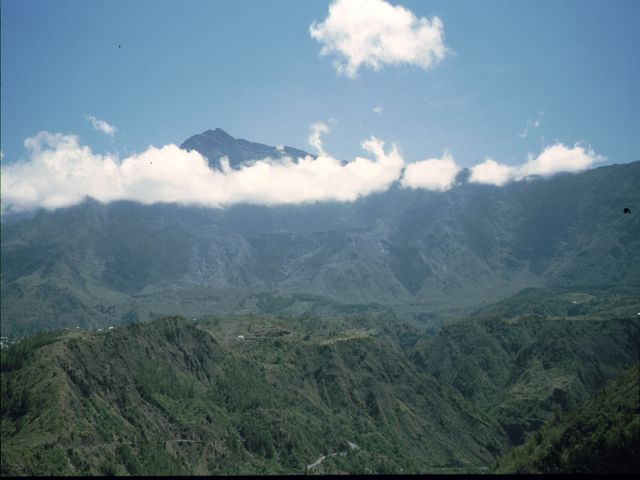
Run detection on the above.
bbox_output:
[1,127,404,213]
[0,126,605,213]
[85,114,117,136]
[470,143,605,186]
[310,0,447,78]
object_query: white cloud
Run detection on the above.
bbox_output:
[517,142,605,178]
[518,111,543,138]
[469,143,605,186]
[310,0,448,78]
[373,104,383,115]
[85,114,117,136]
[400,152,461,191]
[1,126,405,213]
[469,159,516,187]
[308,122,330,155]
[2,132,123,211]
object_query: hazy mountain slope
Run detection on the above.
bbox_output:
[1,316,503,476]
[494,364,640,474]
[1,129,639,337]
[410,286,640,445]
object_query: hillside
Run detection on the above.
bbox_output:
[411,286,640,444]
[2,130,639,337]
[2,287,639,475]
[494,364,640,474]
[0,315,501,476]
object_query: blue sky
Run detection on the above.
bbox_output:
[1,0,639,212]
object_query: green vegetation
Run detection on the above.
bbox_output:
[494,364,640,474]
[0,315,497,475]
[474,285,640,321]
[412,287,640,445]
[1,330,62,373]
[1,287,639,475]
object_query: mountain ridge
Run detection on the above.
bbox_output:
[1,130,639,337]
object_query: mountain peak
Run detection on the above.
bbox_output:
[180,129,311,169]
[202,128,234,140]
